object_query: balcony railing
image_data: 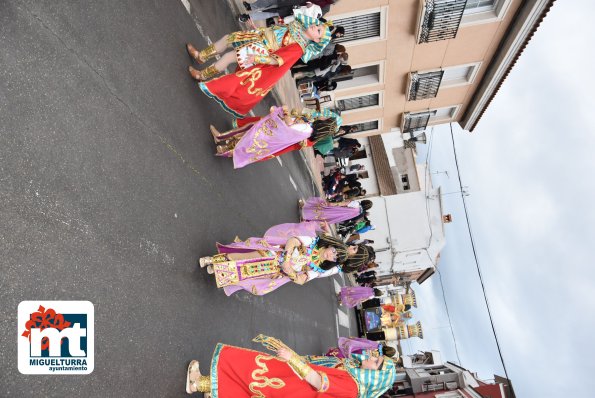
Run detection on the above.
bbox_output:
[402,110,436,133]
[333,12,381,43]
[352,120,379,132]
[337,94,379,112]
[418,0,468,44]
[408,71,444,101]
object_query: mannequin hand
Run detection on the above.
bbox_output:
[294,273,308,285]
[277,347,293,361]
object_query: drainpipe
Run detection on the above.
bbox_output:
[378,195,397,273]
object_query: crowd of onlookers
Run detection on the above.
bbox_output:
[324,163,366,202]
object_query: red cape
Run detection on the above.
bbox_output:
[199,43,304,117]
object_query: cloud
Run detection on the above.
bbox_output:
[411,2,595,394]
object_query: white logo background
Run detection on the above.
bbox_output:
[18,301,94,375]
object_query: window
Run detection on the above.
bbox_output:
[440,63,481,88]
[401,175,411,190]
[404,106,459,131]
[352,120,379,133]
[429,106,459,122]
[328,7,388,45]
[336,94,380,112]
[337,63,383,91]
[353,65,380,82]
[402,110,436,133]
[408,71,444,100]
[417,0,467,43]
[464,0,495,14]
[461,0,512,25]
[333,12,381,43]
[410,63,480,96]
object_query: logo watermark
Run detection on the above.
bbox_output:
[18,301,94,374]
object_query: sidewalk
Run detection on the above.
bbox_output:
[230,0,325,196]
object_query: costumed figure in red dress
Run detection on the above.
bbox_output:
[208,106,341,167]
[185,334,397,398]
[185,14,332,117]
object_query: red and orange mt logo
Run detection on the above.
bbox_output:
[21,305,72,350]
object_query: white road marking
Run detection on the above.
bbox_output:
[335,313,340,338]
[180,0,191,13]
[276,157,283,166]
[337,309,350,329]
[180,0,212,45]
[333,279,341,294]
[289,175,297,191]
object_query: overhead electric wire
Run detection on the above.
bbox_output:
[448,123,515,396]
[436,268,462,365]
[422,128,461,366]
[423,127,435,251]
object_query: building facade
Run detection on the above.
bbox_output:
[390,354,513,398]
[324,0,555,137]
[363,165,447,283]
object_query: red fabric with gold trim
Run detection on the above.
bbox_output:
[236,116,262,128]
[200,43,304,117]
[214,345,358,397]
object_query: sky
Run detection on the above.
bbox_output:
[400,1,595,396]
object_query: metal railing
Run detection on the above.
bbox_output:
[408,71,444,100]
[418,0,468,43]
[402,110,436,133]
[336,94,379,112]
[333,12,381,43]
[352,120,379,132]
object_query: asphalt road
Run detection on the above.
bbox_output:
[0,1,351,396]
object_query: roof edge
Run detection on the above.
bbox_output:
[461,0,557,132]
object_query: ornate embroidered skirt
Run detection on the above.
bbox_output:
[213,253,281,289]
[301,197,361,224]
[210,344,358,398]
[339,286,374,308]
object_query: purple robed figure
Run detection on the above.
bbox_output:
[301,197,361,224]
[230,107,313,169]
[263,221,323,245]
[216,221,323,251]
[339,286,375,308]
[326,337,380,358]
[214,222,321,296]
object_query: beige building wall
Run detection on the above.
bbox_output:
[324,0,523,137]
